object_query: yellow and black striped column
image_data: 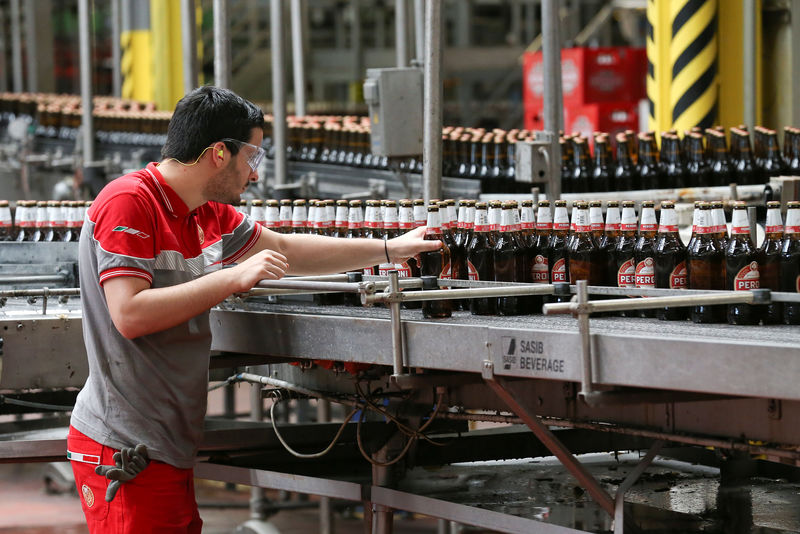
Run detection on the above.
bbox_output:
[669,0,718,132]
[121,2,154,103]
[647,0,719,134]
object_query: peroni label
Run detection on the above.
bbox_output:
[531,255,549,283]
[733,261,760,291]
[635,257,655,288]
[617,258,635,288]
[670,261,687,289]
[551,258,568,283]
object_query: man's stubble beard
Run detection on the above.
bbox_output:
[203,164,240,205]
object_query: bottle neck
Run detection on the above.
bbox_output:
[620,208,638,232]
[658,208,678,233]
[474,209,491,232]
[605,207,620,232]
[785,208,800,234]
[730,209,750,235]
[552,206,569,231]
[639,207,657,232]
[765,208,783,235]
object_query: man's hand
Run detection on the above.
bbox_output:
[386,226,442,263]
[95,444,150,502]
[228,249,289,293]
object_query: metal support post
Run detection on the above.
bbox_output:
[793,0,800,129]
[181,0,198,94]
[388,271,405,377]
[576,280,593,397]
[350,0,363,98]
[395,0,409,67]
[271,0,288,186]
[482,362,616,517]
[111,0,122,98]
[0,7,7,92]
[613,440,665,534]
[413,0,424,64]
[541,0,563,199]
[10,0,22,93]
[743,0,756,128]
[249,380,267,521]
[290,0,307,117]
[213,0,231,88]
[23,0,36,92]
[422,0,443,203]
[78,0,101,195]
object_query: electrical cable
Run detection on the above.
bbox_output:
[268,396,359,459]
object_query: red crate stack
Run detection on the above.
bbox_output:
[523,47,646,133]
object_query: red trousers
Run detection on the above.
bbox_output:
[67,426,202,534]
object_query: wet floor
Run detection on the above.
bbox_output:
[400,452,800,533]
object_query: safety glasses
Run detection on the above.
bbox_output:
[221,138,266,172]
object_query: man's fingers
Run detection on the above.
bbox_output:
[133,444,149,461]
[95,465,115,477]
[105,480,121,503]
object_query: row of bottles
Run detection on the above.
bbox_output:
[561,126,800,193]
[235,197,800,325]
[0,200,87,242]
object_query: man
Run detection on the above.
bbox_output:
[67,86,440,533]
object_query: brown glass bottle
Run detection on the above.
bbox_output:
[467,202,497,315]
[614,201,638,317]
[637,134,661,190]
[519,199,536,247]
[571,137,592,193]
[333,200,349,237]
[493,202,524,315]
[291,199,308,234]
[726,202,760,324]
[659,134,687,189]
[591,137,612,192]
[600,201,620,288]
[633,201,658,317]
[684,133,709,188]
[568,201,603,285]
[758,201,783,324]
[560,137,574,194]
[761,129,786,179]
[0,200,11,241]
[531,200,552,286]
[780,201,800,324]
[707,130,733,187]
[548,200,570,288]
[420,205,452,318]
[654,201,688,321]
[731,128,760,185]
[688,202,726,323]
[614,133,638,191]
[711,200,728,250]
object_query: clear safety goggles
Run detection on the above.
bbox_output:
[221,138,266,172]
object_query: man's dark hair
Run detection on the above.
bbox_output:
[161,86,265,162]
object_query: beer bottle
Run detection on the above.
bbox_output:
[761,129,786,179]
[43,200,59,242]
[732,128,760,185]
[291,199,308,234]
[333,200,349,237]
[420,205,452,319]
[567,201,580,251]
[346,200,364,239]
[560,137,573,194]
[488,200,503,241]
[531,200,552,285]
[413,198,427,228]
[780,201,800,324]
[634,201,658,317]
[788,127,800,175]
[29,200,47,242]
[495,202,524,315]
[711,200,728,250]
[463,200,476,249]
[454,200,469,249]
[249,199,265,227]
[519,199,536,246]
[478,134,493,181]
[706,130,732,187]
[446,199,459,244]
[456,134,471,178]
[571,137,592,193]
[263,200,280,231]
[467,202,497,315]
[684,133,709,188]
[758,201,783,324]
[467,133,482,179]
[614,133,638,191]
[437,201,456,250]
[568,201,603,285]
[591,137,612,192]
[362,200,382,276]
[654,201,688,321]
[378,200,400,275]
[399,200,415,234]
[237,199,249,216]
[726,202,760,325]
[688,202,726,323]
[548,200,570,286]
[589,200,604,240]
[278,199,293,234]
[600,200,621,289]
[59,201,76,243]
[614,201,638,316]
[0,200,11,241]
[324,200,337,236]
[660,134,687,189]
[637,134,661,190]
[505,134,517,182]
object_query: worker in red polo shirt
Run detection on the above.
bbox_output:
[66,85,440,533]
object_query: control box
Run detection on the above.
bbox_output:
[363,68,423,157]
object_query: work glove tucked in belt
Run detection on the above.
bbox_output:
[94,444,150,502]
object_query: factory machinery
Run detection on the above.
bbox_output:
[2,231,800,533]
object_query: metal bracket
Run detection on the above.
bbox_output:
[481,368,616,517]
[613,440,665,534]
[514,131,556,185]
